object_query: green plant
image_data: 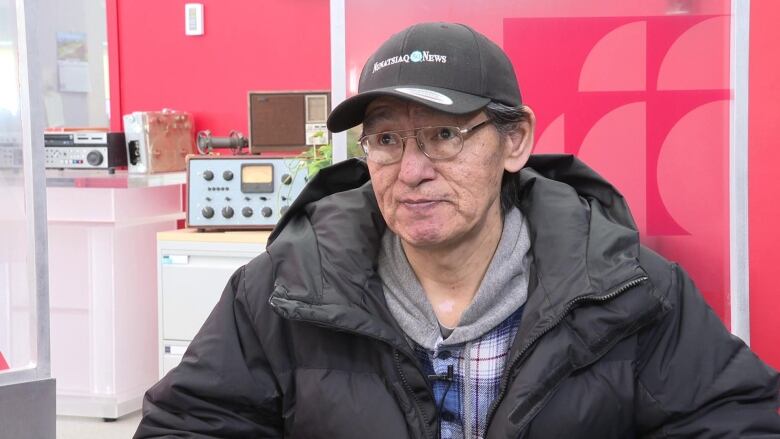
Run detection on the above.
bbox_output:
[297,131,333,178]
[296,127,366,178]
[306,144,332,178]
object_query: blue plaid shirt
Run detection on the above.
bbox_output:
[412,306,524,439]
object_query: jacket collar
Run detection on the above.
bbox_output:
[268,155,650,351]
[513,155,650,340]
[268,159,411,351]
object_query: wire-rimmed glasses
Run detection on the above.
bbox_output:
[358,119,491,164]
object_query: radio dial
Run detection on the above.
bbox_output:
[281,173,293,185]
[201,206,215,219]
[223,170,234,181]
[203,170,214,181]
[222,206,234,218]
[280,205,290,216]
[242,207,253,218]
[87,150,104,166]
[261,207,273,218]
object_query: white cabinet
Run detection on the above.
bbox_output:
[45,171,185,419]
[156,229,270,378]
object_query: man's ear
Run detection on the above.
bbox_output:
[503,106,536,173]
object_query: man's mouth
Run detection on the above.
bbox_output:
[398,198,444,211]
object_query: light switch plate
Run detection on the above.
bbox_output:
[185,3,204,36]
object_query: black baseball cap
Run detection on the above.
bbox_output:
[327,22,523,133]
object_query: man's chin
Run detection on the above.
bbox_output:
[396,224,450,249]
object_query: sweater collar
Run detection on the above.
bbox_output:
[378,207,532,350]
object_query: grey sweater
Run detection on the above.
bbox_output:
[378,207,531,350]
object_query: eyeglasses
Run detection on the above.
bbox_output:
[358,119,492,165]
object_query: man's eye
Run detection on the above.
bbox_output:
[377,133,397,145]
[435,127,457,141]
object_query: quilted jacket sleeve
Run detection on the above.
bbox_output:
[134,252,283,438]
[635,260,780,437]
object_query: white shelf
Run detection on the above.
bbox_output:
[45,169,186,188]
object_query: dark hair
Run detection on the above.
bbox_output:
[484,101,530,213]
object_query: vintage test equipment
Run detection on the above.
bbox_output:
[44,131,128,170]
[248,91,330,154]
[196,130,248,155]
[186,155,308,230]
[123,110,195,174]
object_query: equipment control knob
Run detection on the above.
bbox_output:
[280,205,290,216]
[223,170,234,181]
[281,173,292,185]
[261,207,273,218]
[242,207,253,218]
[87,150,103,166]
[222,206,234,218]
[203,170,214,181]
[201,206,215,219]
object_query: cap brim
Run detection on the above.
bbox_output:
[326,86,491,133]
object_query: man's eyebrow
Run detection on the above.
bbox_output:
[362,108,397,131]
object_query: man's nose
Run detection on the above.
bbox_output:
[397,136,435,186]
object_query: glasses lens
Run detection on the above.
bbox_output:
[362,132,402,164]
[419,126,463,159]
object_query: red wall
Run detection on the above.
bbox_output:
[107,1,778,367]
[749,0,780,371]
[108,0,331,136]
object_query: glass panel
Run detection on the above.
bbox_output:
[0,0,36,374]
[344,0,734,324]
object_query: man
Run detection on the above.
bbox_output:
[135,22,780,438]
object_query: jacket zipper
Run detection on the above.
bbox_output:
[394,349,436,439]
[484,275,649,430]
[268,301,436,439]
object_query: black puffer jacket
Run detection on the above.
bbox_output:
[135,155,780,438]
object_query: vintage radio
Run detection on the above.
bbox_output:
[248,91,330,154]
[123,110,195,174]
[186,155,308,230]
[44,131,127,170]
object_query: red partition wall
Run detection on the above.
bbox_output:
[107,0,331,135]
[749,0,780,371]
[504,14,732,324]
[346,0,735,325]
